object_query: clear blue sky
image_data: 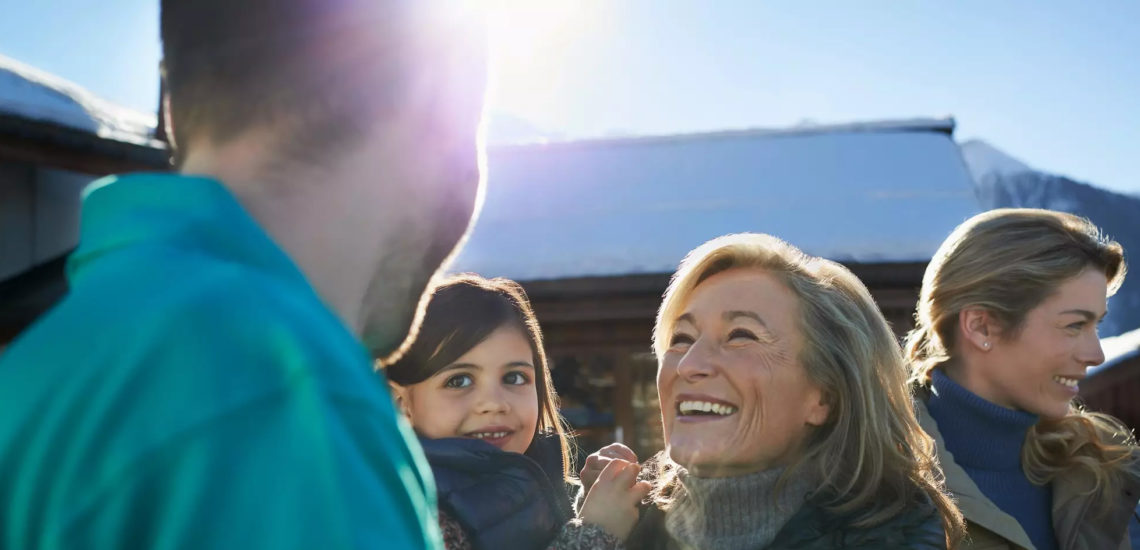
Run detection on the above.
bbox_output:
[2,1,1137,193]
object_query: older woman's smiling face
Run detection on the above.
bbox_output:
[658,268,830,476]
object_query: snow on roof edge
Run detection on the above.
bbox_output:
[0,53,160,148]
[489,117,957,153]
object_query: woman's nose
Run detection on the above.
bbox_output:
[676,337,719,382]
[1080,332,1106,367]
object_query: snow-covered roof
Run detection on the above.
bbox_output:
[0,54,158,147]
[454,118,980,281]
[1088,328,1140,376]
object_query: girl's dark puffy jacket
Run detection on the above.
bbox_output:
[420,434,573,550]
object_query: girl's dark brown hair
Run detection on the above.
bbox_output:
[386,273,574,479]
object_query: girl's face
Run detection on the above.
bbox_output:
[394,324,540,453]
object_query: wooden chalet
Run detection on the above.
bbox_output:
[0,54,168,346]
[459,119,982,456]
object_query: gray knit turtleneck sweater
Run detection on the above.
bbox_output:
[663,467,814,550]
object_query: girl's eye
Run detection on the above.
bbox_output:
[728,328,758,341]
[670,333,695,348]
[1066,322,1086,332]
[443,374,473,389]
[503,371,530,386]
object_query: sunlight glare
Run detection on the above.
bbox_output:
[481,1,591,131]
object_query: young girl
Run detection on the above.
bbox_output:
[386,274,648,550]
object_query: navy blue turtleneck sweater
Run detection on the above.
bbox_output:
[927,369,1058,550]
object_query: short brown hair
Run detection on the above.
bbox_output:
[160,0,413,165]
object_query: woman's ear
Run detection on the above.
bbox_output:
[805,386,831,427]
[959,307,998,352]
[389,381,413,422]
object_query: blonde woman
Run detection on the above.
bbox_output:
[907,208,1140,549]
[579,233,964,549]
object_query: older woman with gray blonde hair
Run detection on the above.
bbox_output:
[578,233,964,549]
[907,208,1140,549]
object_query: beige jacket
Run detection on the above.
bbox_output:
[917,400,1140,550]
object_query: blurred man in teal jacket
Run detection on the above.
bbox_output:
[0,1,487,548]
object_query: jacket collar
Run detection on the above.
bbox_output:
[919,393,1140,550]
[916,398,1037,549]
[70,174,309,291]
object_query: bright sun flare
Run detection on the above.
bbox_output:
[481,1,590,130]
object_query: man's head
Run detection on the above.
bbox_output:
[161,0,488,358]
[161,0,486,167]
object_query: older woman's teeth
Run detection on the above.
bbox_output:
[471,431,509,439]
[678,401,738,416]
[1053,376,1079,388]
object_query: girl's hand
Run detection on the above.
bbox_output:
[579,459,652,541]
[579,443,638,496]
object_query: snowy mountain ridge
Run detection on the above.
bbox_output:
[959,140,1140,339]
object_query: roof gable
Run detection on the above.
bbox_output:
[455,120,979,280]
